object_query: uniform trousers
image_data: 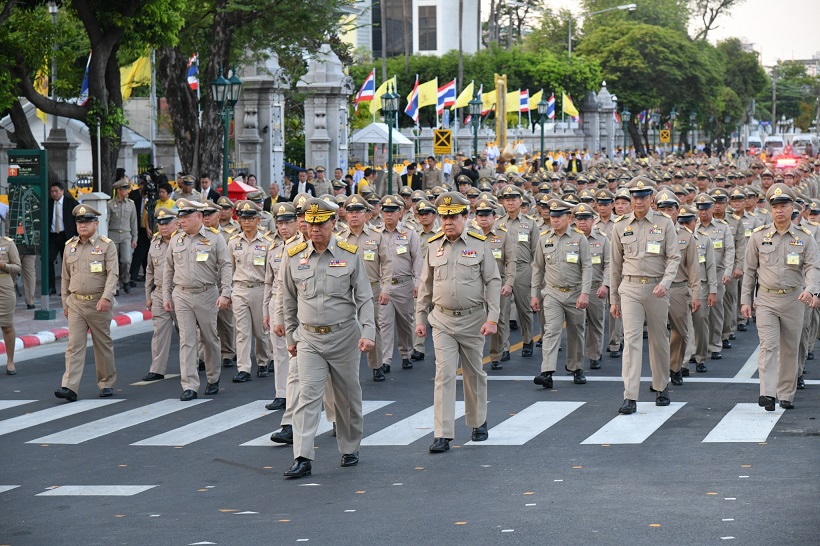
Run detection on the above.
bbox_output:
[148,289,178,375]
[541,286,585,372]
[668,283,691,373]
[807,308,820,375]
[684,310,696,366]
[429,308,488,439]
[233,284,271,373]
[292,321,363,461]
[62,296,116,393]
[269,328,289,399]
[692,282,710,364]
[584,282,606,362]
[511,262,534,344]
[367,282,383,370]
[217,308,236,360]
[21,254,36,306]
[755,291,801,402]
[619,281,670,400]
[722,277,738,340]
[379,276,414,364]
[488,292,512,361]
[797,302,815,376]
[109,234,133,287]
[608,295,624,352]
[708,277,727,353]
[173,285,221,391]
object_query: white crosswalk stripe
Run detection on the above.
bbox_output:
[0,486,20,494]
[361,402,465,446]
[0,400,36,412]
[36,485,157,496]
[0,400,123,437]
[466,401,585,446]
[702,403,785,443]
[581,402,687,445]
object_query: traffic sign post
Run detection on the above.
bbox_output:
[660,129,671,144]
[433,129,452,156]
[7,149,55,320]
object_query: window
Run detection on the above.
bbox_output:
[418,6,437,51]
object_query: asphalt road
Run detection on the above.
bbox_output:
[1,320,818,545]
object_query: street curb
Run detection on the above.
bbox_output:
[0,309,152,355]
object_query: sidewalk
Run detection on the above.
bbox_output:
[1,286,153,355]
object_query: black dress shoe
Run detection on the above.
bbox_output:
[265,398,286,411]
[271,425,293,444]
[284,457,312,478]
[6,368,16,375]
[256,366,269,378]
[402,359,413,369]
[655,387,670,406]
[689,355,697,364]
[341,452,359,467]
[373,368,385,382]
[609,349,622,358]
[381,363,391,374]
[204,381,220,395]
[589,359,601,370]
[618,399,637,415]
[670,371,683,386]
[681,367,690,377]
[129,281,137,288]
[180,389,198,401]
[521,342,534,357]
[696,363,708,373]
[99,388,114,397]
[711,352,722,360]
[410,350,425,361]
[758,395,776,411]
[428,437,451,453]
[332,423,336,437]
[533,372,553,389]
[722,340,732,349]
[509,320,519,331]
[471,422,488,442]
[222,358,235,368]
[797,375,805,390]
[536,339,542,347]
[808,352,814,361]
[573,369,587,384]
[198,360,206,371]
[123,284,131,294]
[779,400,794,410]
[142,372,165,381]
[490,361,502,370]
[54,387,78,402]
[232,371,252,383]
[728,333,736,341]
[500,351,510,362]
[27,304,35,310]
[737,323,747,331]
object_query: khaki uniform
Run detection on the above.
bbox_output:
[163,226,232,392]
[61,234,119,393]
[422,167,444,190]
[697,218,734,353]
[734,211,764,327]
[379,223,421,366]
[230,230,274,374]
[259,211,276,234]
[0,238,21,326]
[741,223,820,402]
[107,197,138,288]
[583,228,611,363]
[668,226,700,373]
[281,237,375,462]
[146,232,178,375]
[688,229,718,367]
[263,233,289,398]
[416,230,501,439]
[495,213,539,346]
[532,227,592,372]
[413,228,441,354]
[481,226,516,362]
[720,213,746,341]
[21,253,36,306]
[798,220,820,371]
[610,209,681,400]
[215,226,238,361]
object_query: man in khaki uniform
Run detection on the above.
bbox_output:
[710,188,745,347]
[741,184,820,410]
[280,198,375,478]
[246,191,276,234]
[422,156,444,190]
[229,200,274,382]
[416,192,500,452]
[174,174,201,202]
[574,203,610,370]
[610,177,681,414]
[55,205,119,402]
[337,195,393,381]
[107,179,138,294]
[730,188,763,333]
[531,199,592,388]
[142,208,179,381]
[608,188,631,358]
[217,196,239,231]
[163,199,233,401]
[203,200,237,368]
[411,198,440,362]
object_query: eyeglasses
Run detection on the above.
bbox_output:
[239,216,258,221]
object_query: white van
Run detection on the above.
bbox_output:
[764,135,785,157]
[791,134,817,155]
[746,134,763,152]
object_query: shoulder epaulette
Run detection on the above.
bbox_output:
[573,227,584,234]
[2,236,11,241]
[799,225,812,236]
[698,229,709,236]
[717,218,728,225]
[372,226,384,233]
[264,234,273,242]
[171,229,179,237]
[337,240,358,254]
[540,229,550,237]
[428,232,445,242]
[224,226,236,234]
[467,231,487,241]
[526,214,537,221]
[229,233,240,241]
[209,226,219,234]
[613,215,625,223]
[99,236,111,243]
[285,234,299,244]
[752,225,766,233]
[287,241,307,257]
[498,226,507,232]
[659,211,672,220]
[151,232,161,241]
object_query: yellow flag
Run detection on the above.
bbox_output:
[506,90,520,113]
[121,56,151,101]
[481,90,496,113]
[370,76,397,115]
[562,93,579,117]
[452,81,474,109]
[34,68,48,124]
[417,78,438,108]
[528,90,543,112]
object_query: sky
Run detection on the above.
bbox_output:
[481,0,820,66]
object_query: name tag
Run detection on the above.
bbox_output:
[591,255,601,265]
[698,254,706,263]
[647,242,661,254]
[787,253,800,265]
[566,252,579,263]
[744,229,752,237]
[518,232,529,242]
[253,255,265,266]
[713,240,723,249]
[196,251,209,262]
[363,250,376,261]
[492,249,502,260]
[396,245,407,255]
[90,261,103,273]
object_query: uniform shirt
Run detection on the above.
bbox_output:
[694,227,718,295]
[259,211,276,235]
[594,215,615,239]
[61,234,119,304]
[673,225,701,301]
[532,226,592,297]
[0,237,22,286]
[422,167,443,190]
[799,219,820,245]
[719,213,746,271]
[230,229,273,284]
[736,210,764,242]
[107,197,138,244]
[267,233,303,324]
[697,218,734,273]
[172,189,202,202]
[495,213,539,265]
[337,225,393,294]
[280,236,376,346]
[417,227,440,262]
[741,223,820,305]
[610,208,681,306]
[219,220,239,233]
[585,227,611,287]
[145,233,172,299]
[381,222,422,286]
[416,229,501,325]
[476,225,516,285]
[162,225,232,301]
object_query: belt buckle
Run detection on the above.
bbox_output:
[317,326,330,334]
[560,287,570,292]
[453,310,462,316]
[778,289,786,294]
[391,279,399,285]
[640,277,648,284]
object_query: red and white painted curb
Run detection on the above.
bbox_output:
[0,309,152,355]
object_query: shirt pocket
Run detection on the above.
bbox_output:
[65,253,80,275]
[325,267,349,296]
[456,257,481,283]
[542,244,557,265]
[621,234,639,257]
[292,269,316,298]
[784,243,805,268]
[172,249,186,265]
[758,245,777,266]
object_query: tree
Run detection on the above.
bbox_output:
[580,0,689,34]
[716,38,767,105]
[691,0,746,41]
[522,8,578,57]
[756,61,819,131]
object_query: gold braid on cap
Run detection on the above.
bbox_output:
[304,203,334,223]
[437,196,467,215]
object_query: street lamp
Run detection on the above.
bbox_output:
[690,111,697,153]
[381,84,399,195]
[651,112,659,151]
[621,108,631,153]
[468,93,483,160]
[211,65,243,195]
[669,108,677,155]
[567,3,636,62]
[723,114,731,146]
[537,91,549,168]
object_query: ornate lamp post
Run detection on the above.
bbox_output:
[537,92,549,169]
[381,84,400,195]
[621,108,631,153]
[690,111,697,153]
[468,93,483,159]
[211,66,243,195]
[669,108,678,155]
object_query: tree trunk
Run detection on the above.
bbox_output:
[627,118,641,153]
[489,0,496,43]
[156,45,200,174]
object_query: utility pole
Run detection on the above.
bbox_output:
[771,67,777,131]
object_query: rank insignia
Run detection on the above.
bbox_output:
[91,247,103,255]
[235,243,243,250]
[328,260,347,267]
[436,247,445,257]
[462,250,477,258]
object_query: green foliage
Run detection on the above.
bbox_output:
[715,38,768,106]
[756,61,819,131]
[522,8,577,57]
[86,97,128,137]
[580,0,690,34]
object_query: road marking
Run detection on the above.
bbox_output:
[581,402,686,445]
[0,399,123,437]
[0,400,36,412]
[132,401,271,446]
[240,401,393,446]
[28,399,211,444]
[471,375,820,386]
[703,403,785,443]
[466,401,585,446]
[0,485,20,493]
[361,402,465,446]
[131,374,181,386]
[36,485,157,496]
[734,346,759,379]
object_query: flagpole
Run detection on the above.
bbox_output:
[453,77,458,156]
[149,49,156,164]
[196,53,201,127]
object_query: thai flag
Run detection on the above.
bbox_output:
[519,90,529,113]
[613,110,621,123]
[78,52,91,106]
[464,114,472,124]
[638,110,646,123]
[436,79,456,114]
[354,68,376,113]
[546,93,555,119]
[405,75,419,123]
[187,54,199,91]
